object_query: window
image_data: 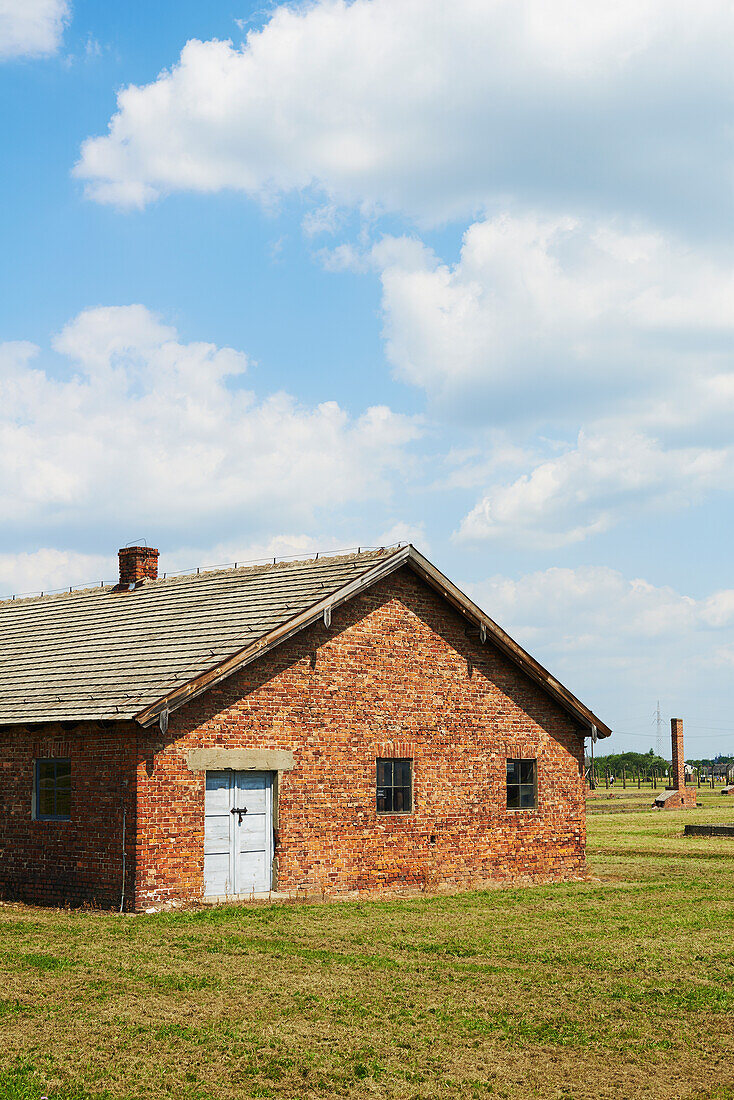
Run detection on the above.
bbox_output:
[35,759,71,821]
[376,758,412,814]
[506,759,537,810]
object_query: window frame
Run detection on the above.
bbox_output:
[34,758,71,823]
[506,758,538,811]
[376,757,413,815]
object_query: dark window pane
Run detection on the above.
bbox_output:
[56,762,71,783]
[38,785,55,816]
[506,785,520,809]
[520,760,535,784]
[55,787,71,817]
[394,788,405,812]
[520,785,536,809]
[377,787,393,812]
[38,761,55,784]
[377,760,392,787]
[506,760,518,783]
[395,760,410,786]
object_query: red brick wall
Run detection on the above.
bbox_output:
[0,722,137,908]
[136,566,586,908]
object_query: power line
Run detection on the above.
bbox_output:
[610,730,734,742]
[686,724,734,732]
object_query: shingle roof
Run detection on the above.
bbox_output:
[0,548,395,725]
[0,543,611,737]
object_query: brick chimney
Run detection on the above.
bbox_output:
[654,717,695,809]
[671,717,686,791]
[118,545,159,587]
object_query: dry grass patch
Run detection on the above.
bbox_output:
[1,799,734,1099]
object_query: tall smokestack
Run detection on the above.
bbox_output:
[670,718,685,791]
[654,716,695,809]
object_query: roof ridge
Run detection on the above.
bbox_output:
[0,544,401,608]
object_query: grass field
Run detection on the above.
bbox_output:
[585,780,730,813]
[1,792,734,1100]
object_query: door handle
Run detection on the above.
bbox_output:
[230,807,248,823]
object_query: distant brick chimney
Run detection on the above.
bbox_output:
[654,716,696,809]
[671,717,686,791]
[118,545,159,587]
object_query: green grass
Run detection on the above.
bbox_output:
[1,795,733,1099]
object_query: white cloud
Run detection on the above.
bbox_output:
[374,214,734,421]
[458,430,731,548]
[174,523,425,574]
[0,547,114,599]
[69,1,734,553]
[0,0,69,61]
[75,0,734,228]
[0,305,419,541]
[361,213,734,545]
[474,566,699,649]
[302,203,344,238]
[469,565,734,733]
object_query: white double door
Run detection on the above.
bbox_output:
[204,771,273,897]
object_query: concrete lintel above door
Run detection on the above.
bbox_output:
[187,748,294,772]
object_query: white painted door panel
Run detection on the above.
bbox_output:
[204,772,234,896]
[235,771,271,892]
[204,771,272,897]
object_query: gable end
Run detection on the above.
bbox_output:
[134,546,610,739]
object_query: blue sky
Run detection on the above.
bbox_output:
[2,0,734,757]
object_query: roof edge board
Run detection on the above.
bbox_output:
[134,546,410,727]
[403,546,611,737]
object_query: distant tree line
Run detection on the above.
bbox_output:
[586,749,733,789]
[589,750,734,774]
[686,754,734,770]
[589,749,668,774]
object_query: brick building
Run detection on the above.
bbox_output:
[0,544,610,910]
